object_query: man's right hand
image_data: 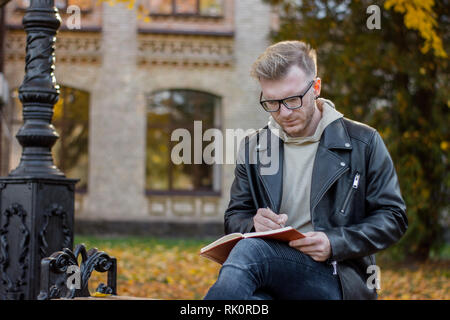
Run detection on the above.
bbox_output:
[253,207,288,232]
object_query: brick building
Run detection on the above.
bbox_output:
[3,0,278,236]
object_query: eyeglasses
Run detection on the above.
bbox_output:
[259,80,315,112]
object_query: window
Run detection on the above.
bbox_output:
[52,86,90,190]
[0,83,13,176]
[149,0,224,17]
[146,89,221,193]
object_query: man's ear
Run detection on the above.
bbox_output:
[314,78,321,97]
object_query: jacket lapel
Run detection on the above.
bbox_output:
[255,127,284,212]
[310,118,353,211]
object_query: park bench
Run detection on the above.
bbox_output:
[38,244,154,300]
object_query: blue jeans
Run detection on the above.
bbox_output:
[204,238,342,300]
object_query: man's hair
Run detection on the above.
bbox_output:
[251,41,317,80]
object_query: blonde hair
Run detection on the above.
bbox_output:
[251,41,317,80]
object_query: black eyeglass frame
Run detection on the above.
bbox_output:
[259,80,315,112]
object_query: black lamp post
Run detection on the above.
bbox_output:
[0,0,77,299]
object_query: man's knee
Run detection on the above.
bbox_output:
[226,238,269,265]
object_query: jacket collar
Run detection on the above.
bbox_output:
[320,118,353,150]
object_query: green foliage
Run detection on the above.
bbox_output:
[266,0,449,260]
[74,235,213,250]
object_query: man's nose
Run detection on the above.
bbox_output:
[278,103,293,117]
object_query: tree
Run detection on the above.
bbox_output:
[266,0,449,260]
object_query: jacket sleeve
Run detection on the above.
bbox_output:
[224,138,257,234]
[326,131,408,261]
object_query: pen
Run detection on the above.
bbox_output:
[267,207,284,228]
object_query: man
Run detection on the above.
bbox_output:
[204,41,407,300]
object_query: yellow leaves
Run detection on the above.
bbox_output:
[96,0,151,23]
[53,96,64,121]
[92,291,112,297]
[395,91,408,114]
[402,131,421,140]
[126,0,135,10]
[82,238,449,300]
[380,127,391,140]
[441,141,448,151]
[86,242,220,299]
[136,2,151,23]
[384,0,447,58]
[378,261,450,300]
[165,276,175,285]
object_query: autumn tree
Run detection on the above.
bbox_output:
[266,0,449,260]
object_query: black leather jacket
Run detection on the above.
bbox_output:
[224,117,408,299]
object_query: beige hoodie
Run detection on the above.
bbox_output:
[268,98,343,233]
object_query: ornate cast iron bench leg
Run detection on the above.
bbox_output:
[38,244,117,300]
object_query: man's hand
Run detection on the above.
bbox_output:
[289,232,331,262]
[253,207,288,232]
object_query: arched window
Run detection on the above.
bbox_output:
[146,89,221,194]
[12,86,89,191]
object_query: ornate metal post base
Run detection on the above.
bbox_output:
[0,0,78,299]
[0,179,76,299]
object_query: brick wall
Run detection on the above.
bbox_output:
[4,0,273,224]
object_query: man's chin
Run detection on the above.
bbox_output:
[282,124,303,137]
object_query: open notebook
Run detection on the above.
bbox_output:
[199,226,305,265]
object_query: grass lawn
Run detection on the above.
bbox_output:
[74,235,450,300]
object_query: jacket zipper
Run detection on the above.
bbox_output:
[339,172,360,214]
[330,173,359,276]
[326,258,338,275]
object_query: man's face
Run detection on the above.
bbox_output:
[259,65,320,137]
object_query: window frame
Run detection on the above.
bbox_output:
[52,85,90,192]
[145,89,222,196]
[149,0,225,19]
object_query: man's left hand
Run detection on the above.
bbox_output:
[289,232,331,262]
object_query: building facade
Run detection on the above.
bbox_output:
[3,0,278,235]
